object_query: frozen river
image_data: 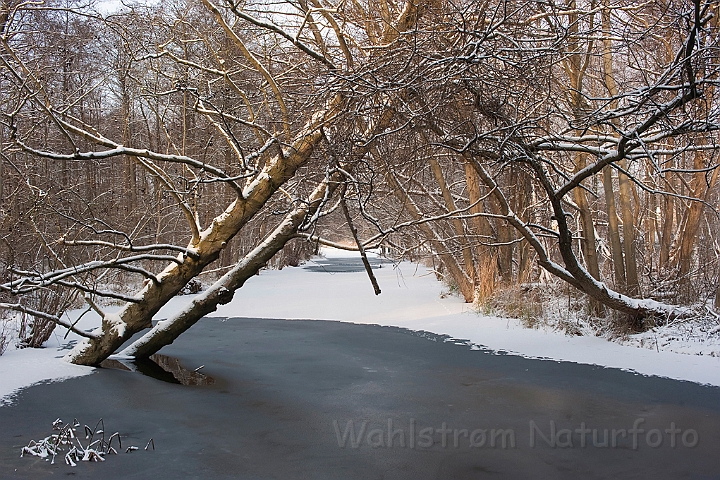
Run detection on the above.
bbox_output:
[1,316,719,479]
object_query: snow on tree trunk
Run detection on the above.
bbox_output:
[120,177,337,359]
[65,103,338,366]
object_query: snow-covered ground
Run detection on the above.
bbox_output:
[2,248,720,405]
[0,330,93,406]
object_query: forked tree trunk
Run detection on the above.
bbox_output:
[121,174,341,358]
[65,99,341,366]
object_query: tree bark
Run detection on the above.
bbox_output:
[602,166,626,288]
[66,98,341,365]
[464,160,497,296]
[121,173,341,358]
[429,156,476,284]
[617,160,640,296]
[573,153,601,282]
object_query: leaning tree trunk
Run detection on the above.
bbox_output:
[429,155,476,284]
[65,101,340,366]
[121,174,341,358]
[381,154,475,302]
[114,79,409,359]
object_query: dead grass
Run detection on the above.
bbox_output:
[478,280,613,337]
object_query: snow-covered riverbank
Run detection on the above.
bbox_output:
[2,248,720,405]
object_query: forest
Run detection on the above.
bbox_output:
[0,0,718,365]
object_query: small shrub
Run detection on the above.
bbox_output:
[19,288,80,348]
[483,283,545,328]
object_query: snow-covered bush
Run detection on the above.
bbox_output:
[479,281,612,337]
[18,288,80,348]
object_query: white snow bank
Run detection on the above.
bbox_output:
[0,345,93,406]
[0,308,110,405]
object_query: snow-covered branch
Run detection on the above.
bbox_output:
[0,303,99,339]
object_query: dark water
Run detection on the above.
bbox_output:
[301,255,394,273]
[100,354,215,386]
[1,318,719,479]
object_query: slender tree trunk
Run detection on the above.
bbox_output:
[341,192,381,295]
[383,156,474,302]
[562,4,600,287]
[122,93,137,213]
[464,160,497,299]
[659,190,674,268]
[602,166,626,288]
[515,171,532,284]
[429,156,475,284]
[617,160,640,296]
[602,0,638,296]
[573,154,601,281]
[646,167,658,275]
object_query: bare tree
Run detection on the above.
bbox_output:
[1,0,718,369]
[0,0,436,364]
[321,0,720,322]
